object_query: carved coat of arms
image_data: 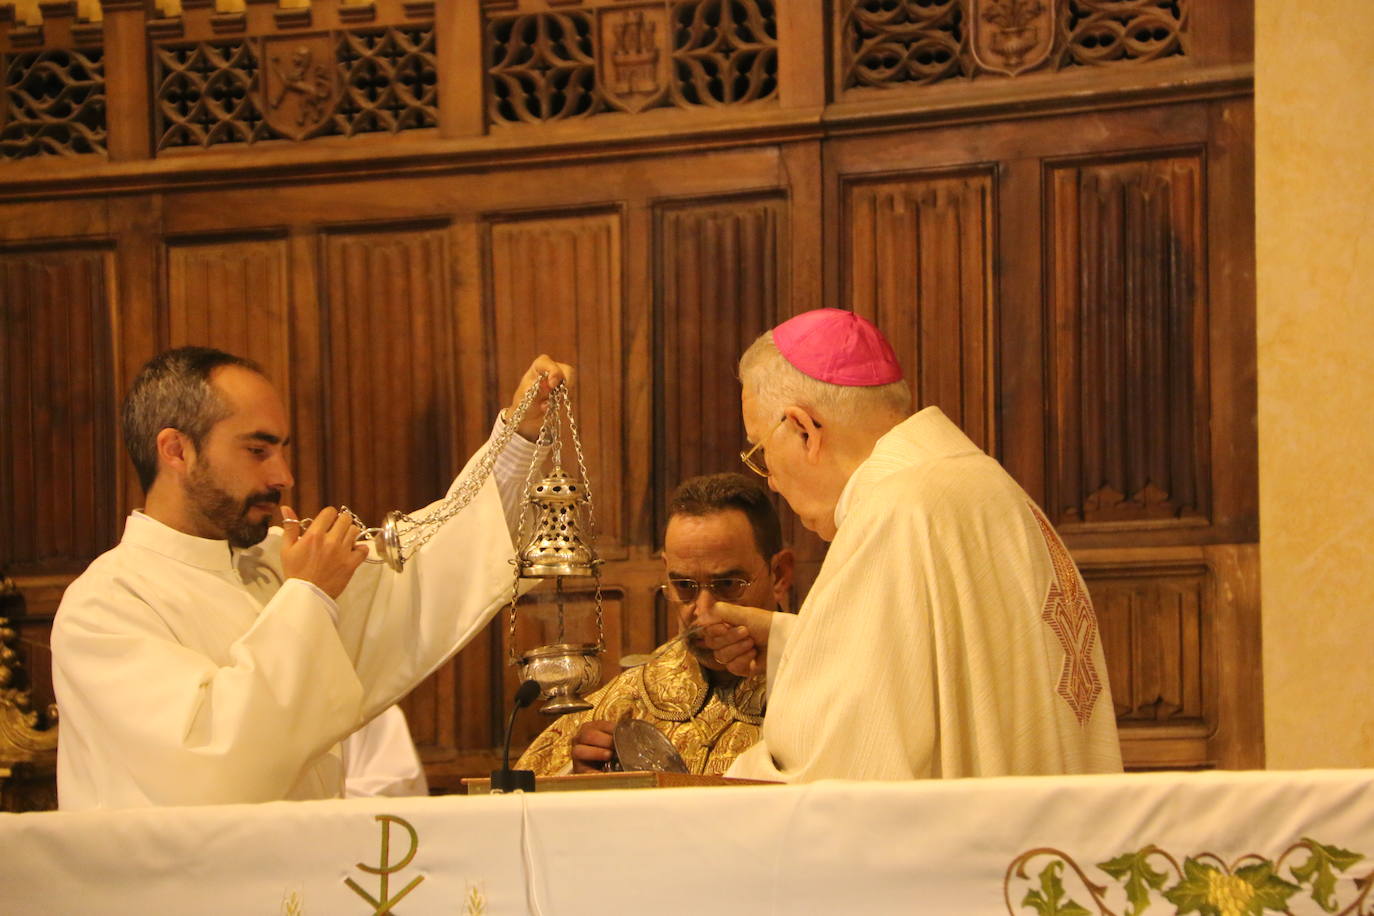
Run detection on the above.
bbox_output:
[261,34,339,140]
[970,0,1057,77]
[597,5,670,114]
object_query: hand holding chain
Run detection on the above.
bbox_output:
[285,374,548,572]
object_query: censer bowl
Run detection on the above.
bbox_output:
[518,643,601,715]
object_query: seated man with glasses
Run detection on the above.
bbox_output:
[517,472,794,776]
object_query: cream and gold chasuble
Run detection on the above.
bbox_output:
[729,407,1123,783]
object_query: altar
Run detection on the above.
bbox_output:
[2,768,1372,914]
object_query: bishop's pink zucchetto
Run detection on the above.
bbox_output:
[771,309,903,386]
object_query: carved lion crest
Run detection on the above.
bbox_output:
[260,33,339,140]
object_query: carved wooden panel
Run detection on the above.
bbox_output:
[165,236,292,385]
[485,0,779,125]
[318,223,483,773]
[845,169,997,451]
[1062,0,1188,68]
[837,0,1189,92]
[0,248,117,575]
[655,195,785,534]
[0,47,106,159]
[486,210,624,548]
[152,23,437,150]
[318,225,459,522]
[1045,153,1209,530]
[1086,563,1206,727]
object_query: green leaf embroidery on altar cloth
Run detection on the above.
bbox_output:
[1289,838,1364,912]
[1098,849,1169,916]
[1007,838,1371,915]
[1022,861,1093,916]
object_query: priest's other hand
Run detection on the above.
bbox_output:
[701,602,775,678]
[280,505,369,599]
[510,355,575,442]
[570,720,616,773]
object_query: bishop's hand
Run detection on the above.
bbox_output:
[699,602,775,678]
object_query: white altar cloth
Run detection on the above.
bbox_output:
[2,769,1373,915]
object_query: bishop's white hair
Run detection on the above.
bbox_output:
[737,329,912,424]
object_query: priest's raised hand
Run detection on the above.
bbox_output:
[279,505,369,599]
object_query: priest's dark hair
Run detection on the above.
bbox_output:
[122,346,264,491]
[667,472,783,561]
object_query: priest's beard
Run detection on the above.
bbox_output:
[184,463,280,549]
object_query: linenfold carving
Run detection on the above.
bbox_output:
[1079,563,1208,725]
[1046,155,1208,529]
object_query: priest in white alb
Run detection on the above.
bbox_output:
[51,346,569,809]
[704,309,1122,781]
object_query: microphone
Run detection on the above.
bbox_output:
[490,679,541,793]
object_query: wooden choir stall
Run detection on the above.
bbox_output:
[0,1,1294,912]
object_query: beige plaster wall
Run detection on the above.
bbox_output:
[1258,1,1374,768]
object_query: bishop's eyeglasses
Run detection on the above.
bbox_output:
[739,417,785,477]
[659,576,754,605]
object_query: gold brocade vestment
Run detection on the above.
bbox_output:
[516,638,766,776]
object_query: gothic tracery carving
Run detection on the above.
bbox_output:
[670,0,778,107]
[155,40,270,149]
[842,0,966,90]
[488,11,603,124]
[153,23,438,150]
[485,0,780,126]
[839,0,1187,91]
[1062,0,1187,67]
[0,47,106,158]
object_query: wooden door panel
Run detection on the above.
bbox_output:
[844,168,998,451]
[0,247,118,579]
[1045,153,1210,532]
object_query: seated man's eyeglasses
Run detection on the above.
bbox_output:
[740,417,786,478]
[659,577,754,604]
